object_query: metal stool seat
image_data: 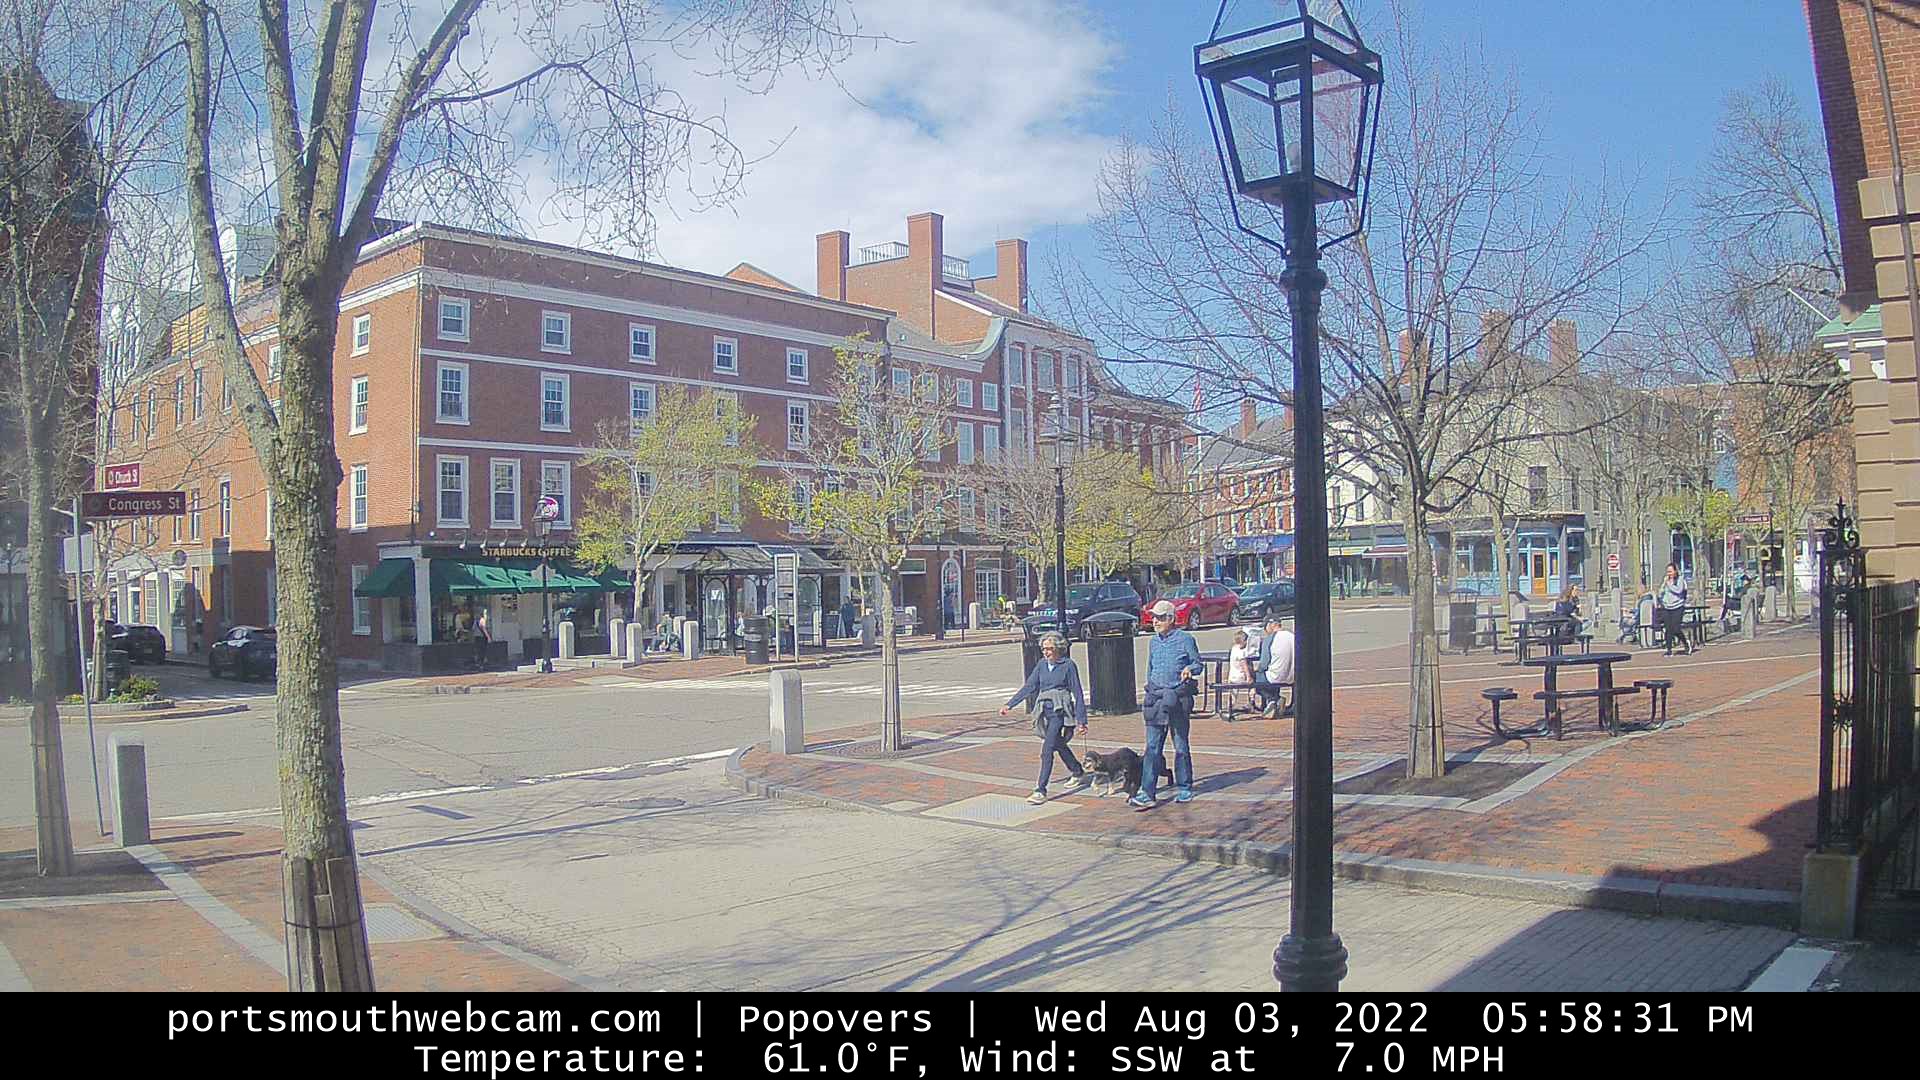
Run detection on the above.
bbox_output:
[1632,678,1673,728]
[1482,686,1527,739]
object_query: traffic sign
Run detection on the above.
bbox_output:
[103,463,141,489]
[1606,552,1620,572]
[79,490,185,518]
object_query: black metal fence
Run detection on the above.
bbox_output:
[1816,503,1920,895]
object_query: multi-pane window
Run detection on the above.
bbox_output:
[955,421,974,465]
[629,324,654,363]
[956,378,974,408]
[541,311,570,352]
[636,472,654,498]
[350,376,370,433]
[438,297,470,341]
[786,348,808,383]
[1037,352,1055,386]
[714,390,741,446]
[787,402,809,449]
[541,374,570,430]
[438,457,467,525]
[189,490,202,540]
[713,337,738,374]
[192,369,205,419]
[352,314,371,354]
[268,345,282,381]
[173,377,184,424]
[629,382,655,430]
[350,465,368,529]
[789,481,811,530]
[221,373,234,412]
[981,425,1001,461]
[351,566,372,635]
[1569,467,1582,511]
[1065,357,1082,394]
[541,462,570,526]
[491,459,519,526]
[982,383,999,412]
[891,367,910,394]
[436,362,467,422]
[145,390,156,436]
[1008,346,1026,387]
[105,410,117,452]
[218,480,232,536]
[716,473,741,531]
[1528,465,1548,509]
[959,487,977,520]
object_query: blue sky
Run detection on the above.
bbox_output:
[636,2,1825,298]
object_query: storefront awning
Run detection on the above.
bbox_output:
[431,558,607,595]
[1368,545,1410,558]
[1329,544,1371,557]
[761,545,836,572]
[354,558,414,598]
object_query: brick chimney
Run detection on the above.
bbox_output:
[816,230,849,301]
[906,211,944,338]
[979,238,1029,312]
[1549,318,1579,374]
[1239,397,1258,439]
[1479,310,1511,363]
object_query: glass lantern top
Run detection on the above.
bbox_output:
[1201,0,1363,67]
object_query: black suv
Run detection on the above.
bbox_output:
[210,625,277,681]
[107,622,168,664]
[1025,581,1143,639]
[1233,579,1297,623]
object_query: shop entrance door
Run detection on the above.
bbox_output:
[1530,552,1548,596]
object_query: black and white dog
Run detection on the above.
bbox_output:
[1082,747,1171,799]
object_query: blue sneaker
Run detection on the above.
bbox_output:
[1128,794,1154,811]
[1174,789,1195,803]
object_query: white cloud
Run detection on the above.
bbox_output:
[519,0,1121,287]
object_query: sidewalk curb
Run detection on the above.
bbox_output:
[726,747,1800,931]
[1,702,252,725]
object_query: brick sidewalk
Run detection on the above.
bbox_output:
[0,823,580,992]
[734,626,1824,924]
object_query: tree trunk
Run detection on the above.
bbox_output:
[271,282,373,992]
[876,569,901,750]
[1406,501,1445,779]
[22,405,75,876]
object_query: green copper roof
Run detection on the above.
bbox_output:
[1816,304,1881,342]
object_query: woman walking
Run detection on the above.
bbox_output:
[1657,563,1692,656]
[1000,631,1089,804]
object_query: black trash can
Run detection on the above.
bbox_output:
[743,617,769,666]
[1084,611,1138,715]
[1448,599,1478,652]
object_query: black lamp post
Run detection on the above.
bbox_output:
[1196,0,1381,993]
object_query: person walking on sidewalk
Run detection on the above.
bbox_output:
[1658,563,1693,656]
[1132,600,1203,810]
[1000,631,1088,804]
[839,597,857,640]
[472,607,492,671]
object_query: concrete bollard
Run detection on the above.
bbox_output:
[557,621,577,659]
[1764,585,1780,621]
[627,623,647,663]
[968,601,984,630]
[1744,592,1760,640]
[608,618,627,659]
[107,732,150,846]
[860,614,876,647]
[770,670,804,755]
[681,618,702,661]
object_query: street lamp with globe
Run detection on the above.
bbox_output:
[1195,0,1382,993]
[534,495,561,673]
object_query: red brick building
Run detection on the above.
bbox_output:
[817,211,1192,613]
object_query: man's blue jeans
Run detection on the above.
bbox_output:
[1139,711,1192,801]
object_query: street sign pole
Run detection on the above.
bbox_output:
[70,495,103,836]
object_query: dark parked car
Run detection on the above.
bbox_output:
[1233,579,1297,623]
[107,622,168,664]
[210,625,277,680]
[1024,581,1143,639]
[1141,582,1240,629]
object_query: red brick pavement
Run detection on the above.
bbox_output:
[739,628,1823,894]
[0,823,576,992]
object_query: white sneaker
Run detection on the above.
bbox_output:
[1058,774,1087,793]
[1027,790,1047,805]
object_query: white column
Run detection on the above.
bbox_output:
[413,558,434,645]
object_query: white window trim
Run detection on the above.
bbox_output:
[629,381,656,431]
[787,400,810,450]
[352,313,371,355]
[955,421,975,465]
[218,478,232,537]
[540,460,573,529]
[435,360,469,425]
[716,390,741,446]
[349,464,369,531]
[786,347,809,385]
[541,310,572,354]
[268,344,283,382]
[713,336,739,375]
[540,372,571,432]
[438,296,471,342]
[489,458,521,528]
[349,375,370,434]
[436,455,469,527]
[628,322,656,364]
[956,377,974,408]
[351,565,372,635]
[983,382,1000,412]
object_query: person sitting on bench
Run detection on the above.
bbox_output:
[1253,617,1295,719]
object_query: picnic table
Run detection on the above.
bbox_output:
[1511,615,1590,663]
[1521,650,1637,738]
[1681,604,1712,648]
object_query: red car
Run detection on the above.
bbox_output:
[1141,583,1240,629]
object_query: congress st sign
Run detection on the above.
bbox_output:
[79,490,186,518]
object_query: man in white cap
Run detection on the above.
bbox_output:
[1133,598,1204,809]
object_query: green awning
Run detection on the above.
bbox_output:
[354,558,414,598]
[433,559,527,595]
